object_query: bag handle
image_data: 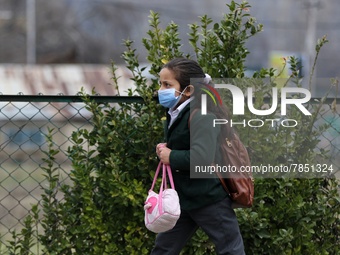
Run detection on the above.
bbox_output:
[157,165,165,214]
[150,161,162,191]
[150,162,175,191]
[149,162,175,215]
[165,164,175,189]
[158,164,176,215]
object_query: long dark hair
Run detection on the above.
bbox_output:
[163,58,233,138]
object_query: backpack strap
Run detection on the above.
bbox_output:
[188,108,200,129]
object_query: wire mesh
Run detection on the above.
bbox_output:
[0,98,92,249]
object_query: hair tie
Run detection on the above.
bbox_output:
[204,73,212,84]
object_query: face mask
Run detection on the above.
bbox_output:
[158,87,187,109]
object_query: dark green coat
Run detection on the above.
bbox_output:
[165,103,227,211]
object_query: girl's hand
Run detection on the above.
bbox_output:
[156,143,171,165]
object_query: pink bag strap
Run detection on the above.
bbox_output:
[150,161,162,191]
[149,162,176,215]
[157,164,174,215]
[150,162,175,191]
[165,164,175,189]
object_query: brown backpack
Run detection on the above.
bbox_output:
[189,109,254,208]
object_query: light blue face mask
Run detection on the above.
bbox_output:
[158,87,187,109]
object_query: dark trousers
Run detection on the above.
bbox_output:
[150,197,245,255]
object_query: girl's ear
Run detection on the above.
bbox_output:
[185,85,195,97]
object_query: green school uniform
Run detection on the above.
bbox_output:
[165,103,227,211]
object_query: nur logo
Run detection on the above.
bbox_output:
[201,84,311,116]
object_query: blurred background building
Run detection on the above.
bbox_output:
[0,0,339,96]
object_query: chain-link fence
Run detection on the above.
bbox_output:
[0,95,144,253]
[0,95,339,253]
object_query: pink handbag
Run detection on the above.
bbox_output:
[144,162,181,233]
